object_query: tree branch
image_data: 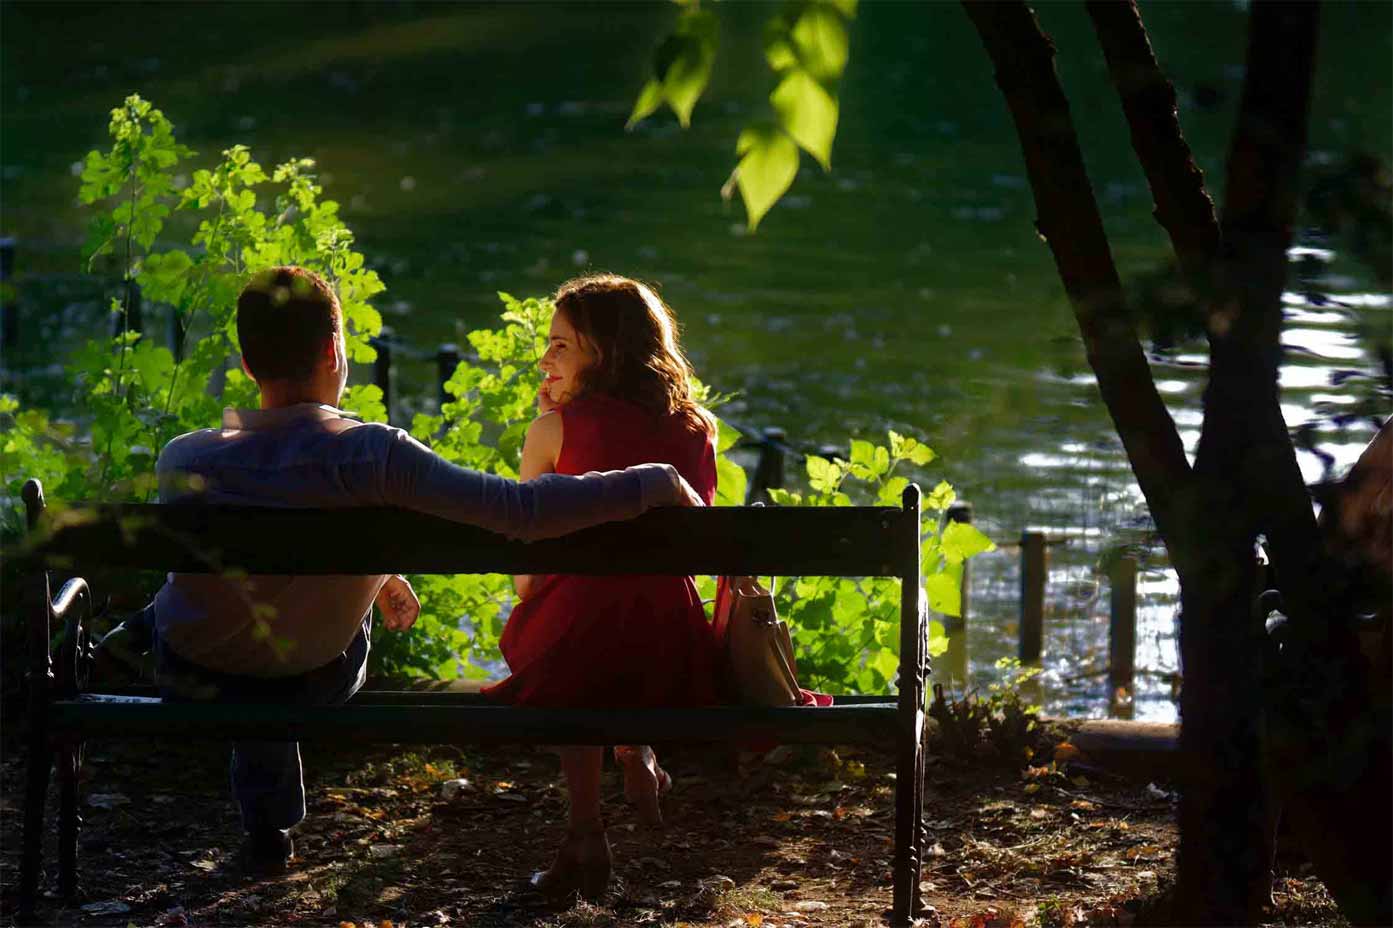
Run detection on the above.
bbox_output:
[1085,0,1221,294]
[960,0,1193,549]
[1197,0,1325,623]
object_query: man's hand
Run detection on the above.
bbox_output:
[672,471,705,508]
[376,575,420,631]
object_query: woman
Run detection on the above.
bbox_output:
[483,273,721,900]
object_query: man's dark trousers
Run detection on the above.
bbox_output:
[152,611,370,835]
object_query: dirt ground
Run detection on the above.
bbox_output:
[0,734,1345,928]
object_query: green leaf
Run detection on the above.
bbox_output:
[655,9,718,128]
[766,487,801,506]
[763,15,798,72]
[927,619,949,659]
[828,0,858,18]
[850,439,874,467]
[806,454,835,489]
[926,479,956,511]
[716,417,743,454]
[730,124,799,231]
[877,476,909,506]
[869,647,899,685]
[341,383,388,423]
[627,78,664,129]
[942,521,996,563]
[908,442,936,466]
[925,572,961,617]
[791,5,850,83]
[770,68,838,170]
[715,453,747,507]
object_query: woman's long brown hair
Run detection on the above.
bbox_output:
[554,273,714,436]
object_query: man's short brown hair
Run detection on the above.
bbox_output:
[236,266,341,381]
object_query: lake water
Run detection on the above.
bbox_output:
[4,1,1390,720]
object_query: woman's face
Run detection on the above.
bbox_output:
[540,310,599,406]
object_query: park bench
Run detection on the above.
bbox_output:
[13,477,931,925]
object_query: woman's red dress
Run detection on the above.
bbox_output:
[482,393,721,708]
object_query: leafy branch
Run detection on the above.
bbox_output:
[629,0,857,230]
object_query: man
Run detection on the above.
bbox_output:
[146,265,700,871]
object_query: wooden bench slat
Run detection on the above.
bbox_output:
[51,696,901,745]
[22,504,914,577]
[90,686,900,707]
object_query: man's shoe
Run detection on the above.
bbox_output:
[237,829,293,875]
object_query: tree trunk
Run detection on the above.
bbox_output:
[959,0,1388,923]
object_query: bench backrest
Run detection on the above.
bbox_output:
[19,488,922,580]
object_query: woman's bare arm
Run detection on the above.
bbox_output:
[513,411,564,599]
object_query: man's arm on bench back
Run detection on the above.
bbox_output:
[381,430,697,542]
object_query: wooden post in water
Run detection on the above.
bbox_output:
[372,326,393,424]
[436,343,461,410]
[1019,530,1046,663]
[1109,554,1138,691]
[944,500,974,629]
[747,427,787,504]
[1,237,16,351]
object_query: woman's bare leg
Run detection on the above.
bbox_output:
[532,746,610,900]
[559,746,605,830]
[613,745,671,826]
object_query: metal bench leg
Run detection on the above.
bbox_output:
[58,740,83,899]
[893,724,927,925]
[20,738,53,916]
[892,484,927,926]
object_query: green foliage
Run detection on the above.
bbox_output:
[631,0,855,230]
[765,432,994,693]
[628,3,719,130]
[929,657,1043,766]
[2,94,383,644]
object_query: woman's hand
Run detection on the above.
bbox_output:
[537,380,560,415]
[376,575,421,631]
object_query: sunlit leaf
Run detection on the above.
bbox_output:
[341,384,388,424]
[828,0,858,18]
[925,479,956,511]
[925,572,961,617]
[627,78,664,129]
[877,476,909,506]
[942,521,996,563]
[716,417,743,453]
[655,9,718,128]
[770,68,838,170]
[716,453,748,506]
[791,5,849,82]
[730,124,799,231]
[763,15,798,72]
[927,619,949,658]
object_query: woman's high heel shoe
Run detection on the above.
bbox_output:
[530,824,612,902]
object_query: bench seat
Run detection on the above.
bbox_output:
[50,694,902,744]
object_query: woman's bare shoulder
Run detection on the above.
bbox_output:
[526,410,563,445]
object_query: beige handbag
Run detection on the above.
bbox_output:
[712,575,801,707]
